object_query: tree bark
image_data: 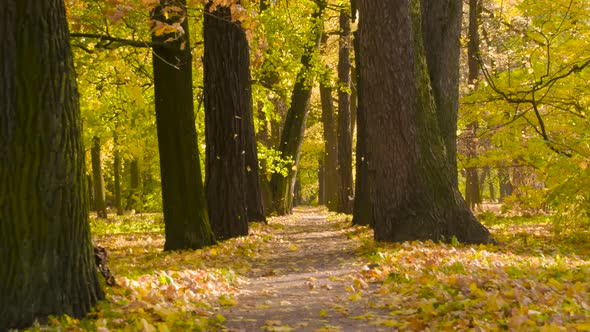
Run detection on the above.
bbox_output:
[465,0,481,209]
[91,136,108,218]
[204,2,253,240]
[151,0,215,250]
[420,0,462,187]
[270,3,325,215]
[352,29,372,226]
[0,1,103,329]
[337,11,354,213]
[357,0,494,244]
[319,74,339,212]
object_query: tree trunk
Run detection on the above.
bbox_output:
[318,158,325,205]
[465,0,481,210]
[204,3,252,240]
[350,65,358,138]
[127,157,140,211]
[151,0,215,250]
[337,11,354,214]
[352,29,372,227]
[357,0,494,244]
[270,3,325,215]
[91,136,108,219]
[498,166,513,201]
[88,173,95,211]
[319,74,339,211]
[420,0,462,187]
[113,131,123,215]
[0,1,103,329]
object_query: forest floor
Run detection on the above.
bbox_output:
[219,207,393,331]
[29,207,590,331]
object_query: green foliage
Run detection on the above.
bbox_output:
[459,0,590,224]
[257,144,294,177]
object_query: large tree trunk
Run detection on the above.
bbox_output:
[151,0,215,250]
[357,0,494,244]
[319,74,339,212]
[337,11,354,213]
[420,0,462,187]
[0,1,103,329]
[465,0,481,209]
[91,136,108,218]
[352,30,372,226]
[204,3,252,240]
[270,3,325,215]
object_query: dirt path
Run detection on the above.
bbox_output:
[218,207,392,332]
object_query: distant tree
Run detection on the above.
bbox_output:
[0,0,103,329]
[357,0,495,243]
[151,0,215,250]
[91,136,108,218]
[270,2,325,214]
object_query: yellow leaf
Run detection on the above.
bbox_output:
[319,309,327,317]
[218,295,237,306]
[576,322,590,331]
[289,245,298,251]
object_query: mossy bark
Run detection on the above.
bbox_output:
[358,0,495,244]
[420,0,463,187]
[151,0,215,250]
[0,1,103,329]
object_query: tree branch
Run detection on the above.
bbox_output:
[69,33,164,49]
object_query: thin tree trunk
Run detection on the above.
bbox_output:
[151,0,215,250]
[350,65,358,137]
[127,157,140,211]
[498,166,513,201]
[337,10,354,214]
[319,73,339,211]
[1,1,103,328]
[270,3,325,215]
[465,0,481,210]
[204,2,251,240]
[113,131,123,215]
[88,173,95,211]
[91,136,108,219]
[352,29,372,226]
[358,0,494,244]
[318,158,325,205]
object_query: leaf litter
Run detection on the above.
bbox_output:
[25,208,590,331]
